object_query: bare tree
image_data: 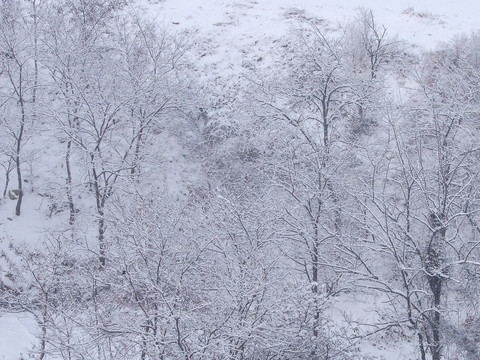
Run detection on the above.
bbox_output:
[255,18,362,357]
[41,3,189,264]
[343,42,480,359]
[0,0,36,216]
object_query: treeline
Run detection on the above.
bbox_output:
[1,1,480,359]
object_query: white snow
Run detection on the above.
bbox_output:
[144,0,480,51]
[0,312,37,360]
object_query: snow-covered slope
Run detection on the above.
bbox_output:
[142,0,480,87]
[140,0,480,121]
[145,0,480,50]
[0,313,37,360]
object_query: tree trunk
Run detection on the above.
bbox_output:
[312,240,319,338]
[418,332,426,360]
[98,207,106,267]
[39,294,48,360]
[65,139,76,225]
[90,153,106,266]
[15,126,24,216]
[15,67,25,216]
[426,212,446,360]
[32,0,38,119]
[2,159,12,197]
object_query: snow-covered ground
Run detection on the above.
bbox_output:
[2,0,480,358]
[141,0,480,87]
[145,0,480,51]
[0,312,37,360]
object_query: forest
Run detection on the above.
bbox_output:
[1,1,480,359]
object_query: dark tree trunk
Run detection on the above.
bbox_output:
[65,139,76,225]
[426,212,446,360]
[15,65,26,216]
[98,209,106,267]
[39,294,48,360]
[418,332,426,360]
[91,153,107,266]
[2,159,12,197]
[15,114,25,216]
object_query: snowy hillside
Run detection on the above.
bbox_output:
[2,0,480,359]
[146,0,480,49]
[144,0,480,79]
